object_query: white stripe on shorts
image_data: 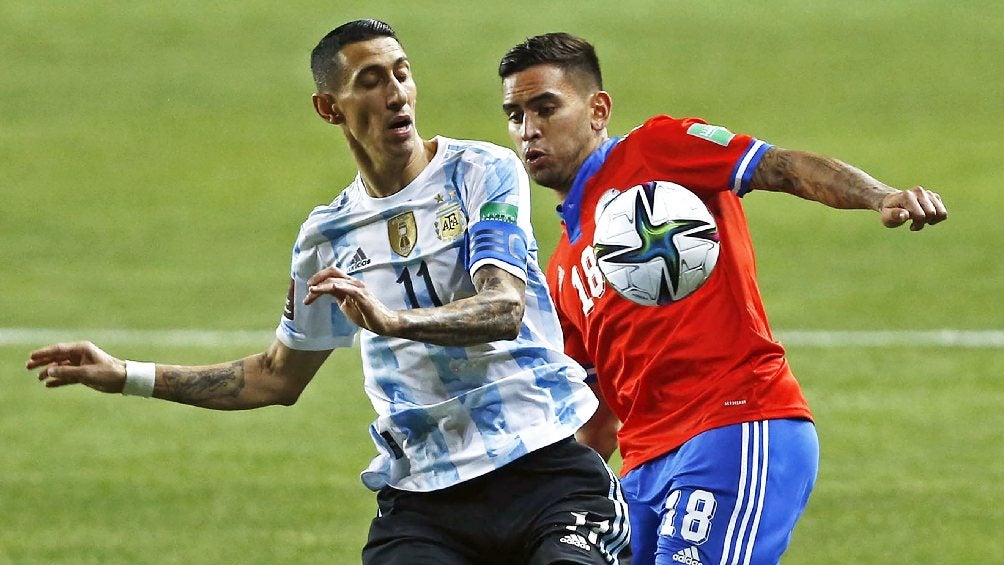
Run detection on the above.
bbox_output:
[719,421,770,565]
[595,452,632,564]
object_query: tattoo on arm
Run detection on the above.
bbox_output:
[751,147,896,210]
[160,360,246,405]
[395,267,525,346]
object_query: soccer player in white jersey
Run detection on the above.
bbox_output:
[25,19,630,564]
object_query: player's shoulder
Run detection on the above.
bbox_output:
[437,135,522,168]
[622,115,755,158]
[305,181,358,216]
[294,181,362,239]
[623,114,709,143]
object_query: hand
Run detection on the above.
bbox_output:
[25,341,127,393]
[879,186,947,231]
[305,266,402,336]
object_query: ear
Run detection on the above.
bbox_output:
[589,91,612,132]
[312,92,344,125]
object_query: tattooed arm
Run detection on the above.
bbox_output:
[750,147,948,231]
[304,264,525,347]
[26,340,331,410]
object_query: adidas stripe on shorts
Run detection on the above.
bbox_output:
[621,419,818,565]
[362,437,632,565]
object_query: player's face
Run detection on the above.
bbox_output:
[327,37,420,161]
[502,65,606,194]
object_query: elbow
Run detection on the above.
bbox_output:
[270,373,310,407]
[254,348,311,407]
[275,388,304,407]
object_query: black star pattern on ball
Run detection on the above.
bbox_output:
[594,182,718,304]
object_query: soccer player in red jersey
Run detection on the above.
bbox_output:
[499,33,947,565]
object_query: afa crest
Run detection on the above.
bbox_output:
[435,202,466,243]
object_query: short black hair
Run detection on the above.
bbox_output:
[498,32,602,90]
[311,19,399,91]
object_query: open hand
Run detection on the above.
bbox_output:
[25,341,126,393]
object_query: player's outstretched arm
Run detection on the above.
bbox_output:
[305,264,525,347]
[750,147,948,231]
[25,340,330,410]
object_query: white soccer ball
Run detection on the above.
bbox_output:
[592,180,719,306]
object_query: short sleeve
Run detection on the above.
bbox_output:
[636,116,772,197]
[275,231,357,351]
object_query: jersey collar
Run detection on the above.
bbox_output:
[557,136,622,244]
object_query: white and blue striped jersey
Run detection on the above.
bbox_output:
[276,136,597,492]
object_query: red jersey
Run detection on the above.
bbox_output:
[548,115,813,475]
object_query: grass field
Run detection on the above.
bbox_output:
[3,1,1002,563]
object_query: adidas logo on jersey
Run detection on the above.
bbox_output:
[558,533,591,551]
[347,248,371,272]
[671,546,703,565]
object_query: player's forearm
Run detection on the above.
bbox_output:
[751,147,897,211]
[394,291,523,346]
[152,358,249,409]
[153,351,298,410]
[393,269,525,346]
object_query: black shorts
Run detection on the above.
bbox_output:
[362,437,632,565]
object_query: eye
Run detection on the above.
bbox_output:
[537,105,556,117]
[507,111,524,124]
[357,71,381,89]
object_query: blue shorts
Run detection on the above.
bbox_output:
[621,419,818,565]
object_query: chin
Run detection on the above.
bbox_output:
[529,170,564,191]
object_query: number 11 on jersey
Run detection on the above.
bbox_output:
[396,260,444,309]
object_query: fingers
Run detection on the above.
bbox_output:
[33,359,126,393]
[882,208,910,228]
[304,276,365,305]
[306,266,351,286]
[35,362,92,388]
[881,186,947,231]
[25,341,96,370]
[925,188,948,226]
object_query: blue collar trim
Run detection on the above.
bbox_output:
[557,137,622,244]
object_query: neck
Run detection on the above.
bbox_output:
[351,135,437,198]
[555,132,609,201]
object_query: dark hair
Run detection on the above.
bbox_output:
[498,32,602,90]
[311,19,399,91]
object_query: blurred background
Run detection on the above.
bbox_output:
[2,1,1001,562]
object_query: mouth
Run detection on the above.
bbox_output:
[524,148,546,167]
[388,115,413,135]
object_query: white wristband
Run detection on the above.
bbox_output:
[123,361,156,397]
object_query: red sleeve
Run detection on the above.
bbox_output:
[631,115,768,196]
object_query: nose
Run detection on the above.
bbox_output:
[520,114,541,142]
[387,77,408,109]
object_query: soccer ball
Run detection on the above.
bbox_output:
[592,180,719,306]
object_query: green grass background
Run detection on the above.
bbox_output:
[2,0,1001,563]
